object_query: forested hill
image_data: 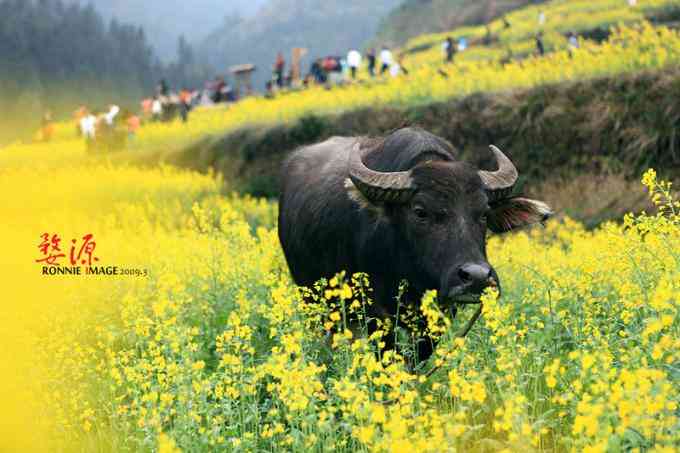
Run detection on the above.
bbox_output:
[374,0,547,46]
[0,0,152,141]
[0,0,209,144]
[198,0,401,90]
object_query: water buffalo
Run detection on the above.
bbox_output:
[278,128,552,361]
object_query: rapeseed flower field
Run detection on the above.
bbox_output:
[1,2,679,451]
[401,0,680,67]
[1,128,679,452]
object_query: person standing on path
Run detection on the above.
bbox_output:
[179,88,192,123]
[80,109,97,152]
[380,46,393,75]
[126,111,140,148]
[347,49,362,80]
[367,48,376,77]
[535,33,545,56]
[444,37,456,63]
[567,31,579,58]
[275,52,286,88]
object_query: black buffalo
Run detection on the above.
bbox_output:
[278,128,552,361]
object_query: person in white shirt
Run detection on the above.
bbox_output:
[538,11,546,25]
[80,110,97,152]
[567,31,580,58]
[380,46,393,75]
[104,105,120,126]
[568,32,579,50]
[151,97,163,122]
[347,49,362,80]
[80,112,96,138]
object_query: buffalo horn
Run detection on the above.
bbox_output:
[348,142,416,203]
[478,145,518,199]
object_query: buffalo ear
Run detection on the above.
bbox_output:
[487,197,553,233]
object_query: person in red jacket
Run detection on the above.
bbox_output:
[274,52,286,87]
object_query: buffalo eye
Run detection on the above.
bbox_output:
[413,205,428,220]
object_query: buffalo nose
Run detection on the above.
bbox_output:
[457,263,493,291]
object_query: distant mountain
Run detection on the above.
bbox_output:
[198,0,401,90]
[374,0,546,46]
[72,0,268,59]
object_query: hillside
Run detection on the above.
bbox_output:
[373,0,544,46]
[114,4,680,159]
[198,0,401,90]
[121,0,680,225]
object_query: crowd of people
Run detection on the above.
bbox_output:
[261,0,645,101]
[63,79,204,152]
[268,44,411,93]
[72,105,140,153]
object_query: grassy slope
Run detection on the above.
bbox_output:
[81,0,678,168]
[128,0,679,227]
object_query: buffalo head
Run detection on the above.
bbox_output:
[347,141,552,305]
